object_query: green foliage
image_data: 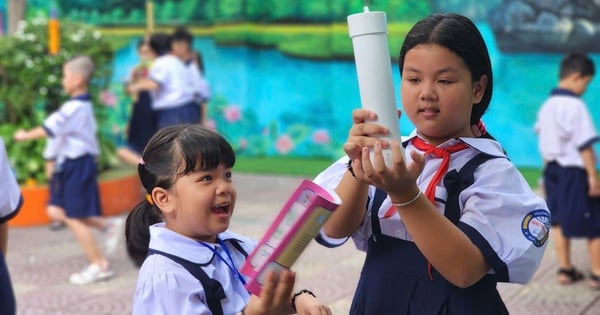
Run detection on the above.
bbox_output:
[0,16,117,184]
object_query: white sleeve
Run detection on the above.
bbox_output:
[459,158,550,284]
[133,266,211,315]
[148,57,170,86]
[571,101,599,149]
[0,139,22,221]
[313,157,373,250]
[43,101,83,138]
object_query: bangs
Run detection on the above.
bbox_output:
[175,128,235,175]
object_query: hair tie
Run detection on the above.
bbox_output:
[471,119,486,137]
[146,194,154,205]
[139,158,145,165]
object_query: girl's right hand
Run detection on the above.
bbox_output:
[244,270,296,315]
[343,108,399,161]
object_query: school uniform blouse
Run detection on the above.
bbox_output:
[0,139,22,223]
[148,54,196,110]
[314,133,550,284]
[535,88,600,168]
[133,223,256,315]
[42,96,99,164]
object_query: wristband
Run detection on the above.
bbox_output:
[391,190,422,207]
[291,289,316,312]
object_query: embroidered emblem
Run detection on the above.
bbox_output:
[521,209,550,247]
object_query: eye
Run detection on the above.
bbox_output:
[438,79,454,85]
[405,77,420,84]
[225,171,233,180]
[199,175,213,182]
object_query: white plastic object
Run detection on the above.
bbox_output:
[348,8,403,166]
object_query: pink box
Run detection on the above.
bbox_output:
[240,179,341,295]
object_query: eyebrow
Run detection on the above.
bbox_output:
[403,66,459,74]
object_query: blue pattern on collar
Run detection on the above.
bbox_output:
[550,88,578,97]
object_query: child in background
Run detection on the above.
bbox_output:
[314,13,549,314]
[126,124,331,315]
[0,138,23,315]
[535,53,600,289]
[127,31,200,130]
[13,56,122,285]
[117,37,160,166]
[171,26,210,125]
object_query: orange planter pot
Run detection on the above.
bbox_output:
[9,173,142,227]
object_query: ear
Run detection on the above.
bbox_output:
[472,75,488,104]
[151,187,176,216]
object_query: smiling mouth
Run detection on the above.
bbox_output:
[419,107,440,113]
[212,203,230,215]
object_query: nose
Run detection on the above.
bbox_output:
[419,81,437,101]
[216,179,233,195]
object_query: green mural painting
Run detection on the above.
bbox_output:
[1,0,600,184]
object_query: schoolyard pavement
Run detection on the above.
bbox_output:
[6,173,600,314]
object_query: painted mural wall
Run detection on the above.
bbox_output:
[3,0,600,168]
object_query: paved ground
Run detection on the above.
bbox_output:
[6,173,600,314]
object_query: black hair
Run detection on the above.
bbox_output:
[172,26,193,44]
[125,124,236,267]
[148,33,171,56]
[398,13,493,127]
[559,53,595,79]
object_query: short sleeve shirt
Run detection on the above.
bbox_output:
[133,224,256,315]
[313,133,550,284]
[148,55,195,109]
[535,88,600,167]
[43,97,99,163]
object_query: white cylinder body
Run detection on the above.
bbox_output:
[348,11,403,166]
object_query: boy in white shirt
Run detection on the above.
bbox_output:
[14,55,121,285]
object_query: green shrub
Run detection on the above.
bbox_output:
[0,15,117,184]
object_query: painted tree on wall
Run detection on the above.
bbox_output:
[49,0,431,25]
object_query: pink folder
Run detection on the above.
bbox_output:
[240,179,341,295]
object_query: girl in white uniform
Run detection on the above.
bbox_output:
[314,13,550,314]
[126,125,331,315]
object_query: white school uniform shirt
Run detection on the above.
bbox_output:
[0,139,22,221]
[314,132,550,284]
[42,138,57,161]
[148,54,195,110]
[42,97,99,165]
[535,88,600,168]
[185,61,211,102]
[133,223,256,315]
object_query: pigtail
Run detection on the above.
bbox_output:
[125,200,162,267]
[125,160,162,267]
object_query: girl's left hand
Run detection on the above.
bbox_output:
[353,139,425,201]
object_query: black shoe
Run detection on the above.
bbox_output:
[49,221,66,231]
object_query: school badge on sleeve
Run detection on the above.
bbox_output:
[521,209,550,247]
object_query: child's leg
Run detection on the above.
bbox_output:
[588,237,600,274]
[553,226,584,284]
[553,226,572,268]
[64,217,107,267]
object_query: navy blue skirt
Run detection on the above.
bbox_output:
[544,162,600,237]
[155,101,200,130]
[350,235,508,315]
[0,253,15,315]
[127,91,155,154]
[49,155,102,218]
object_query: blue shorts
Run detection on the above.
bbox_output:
[155,101,200,130]
[49,155,102,219]
[544,162,600,237]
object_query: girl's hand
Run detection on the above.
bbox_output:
[588,175,600,197]
[244,270,295,315]
[343,109,397,161]
[354,139,425,201]
[293,292,332,315]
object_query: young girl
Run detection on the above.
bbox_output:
[126,125,331,315]
[314,13,550,314]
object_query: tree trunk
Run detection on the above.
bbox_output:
[7,0,27,35]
